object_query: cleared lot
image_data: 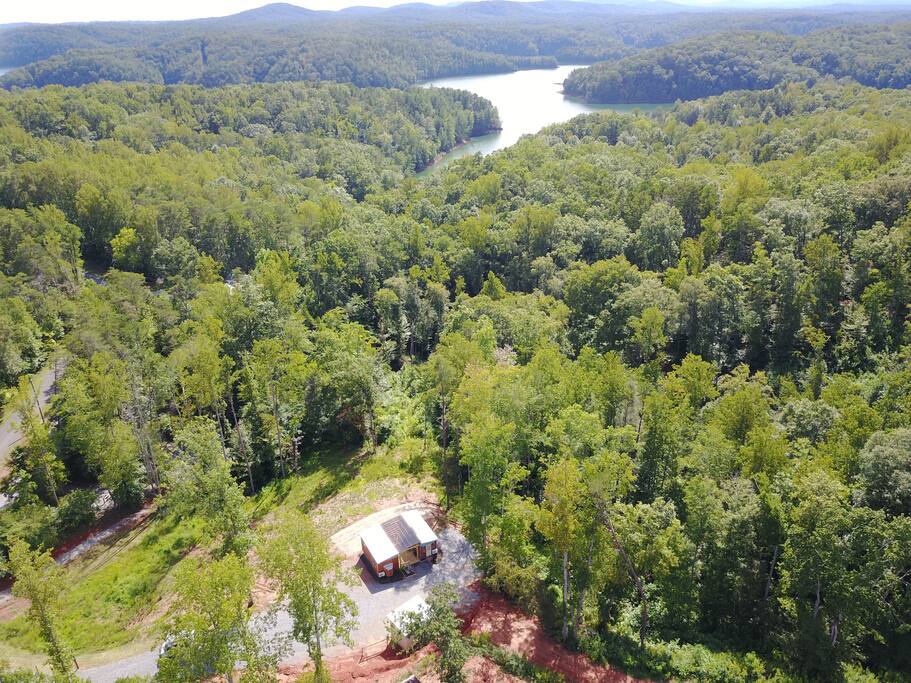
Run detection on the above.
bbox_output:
[288,523,481,660]
[80,515,479,682]
[329,501,440,558]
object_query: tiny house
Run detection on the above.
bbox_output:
[360,510,439,578]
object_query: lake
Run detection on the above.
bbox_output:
[419,65,664,173]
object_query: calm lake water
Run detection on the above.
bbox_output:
[420,65,664,173]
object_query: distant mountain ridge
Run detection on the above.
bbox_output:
[5,0,911,31]
[4,0,911,90]
[0,0,731,31]
[223,3,318,22]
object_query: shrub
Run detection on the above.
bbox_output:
[56,489,97,535]
[470,634,566,683]
[581,630,769,683]
[0,503,58,568]
[0,661,53,682]
[485,554,542,612]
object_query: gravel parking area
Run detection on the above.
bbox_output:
[80,524,479,682]
[289,525,481,659]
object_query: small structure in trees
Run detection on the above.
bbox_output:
[360,510,439,578]
[385,594,431,651]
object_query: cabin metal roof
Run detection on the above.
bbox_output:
[361,510,438,564]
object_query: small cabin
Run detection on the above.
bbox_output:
[360,510,439,578]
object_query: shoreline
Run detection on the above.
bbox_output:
[416,130,503,174]
[417,60,591,89]
[414,65,667,175]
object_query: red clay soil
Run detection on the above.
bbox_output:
[276,585,648,683]
[51,503,154,562]
[464,588,649,683]
[0,504,155,595]
[460,656,525,683]
[279,650,523,683]
[277,644,433,682]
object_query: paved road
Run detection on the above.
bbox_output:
[0,360,62,508]
[0,362,58,470]
[78,527,480,683]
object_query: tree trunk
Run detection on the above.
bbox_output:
[573,537,596,639]
[561,549,570,641]
[215,405,229,461]
[830,612,840,647]
[764,544,779,602]
[28,376,46,423]
[269,382,286,478]
[813,580,821,619]
[312,613,323,677]
[440,393,450,506]
[128,376,160,495]
[597,502,648,648]
[367,408,378,452]
[44,459,59,506]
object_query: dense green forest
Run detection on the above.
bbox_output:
[4,2,911,90]
[1,72,910,682]
[0,78,491,451]
[563,23,911,103]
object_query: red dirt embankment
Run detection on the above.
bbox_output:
[463,588,649,683]
[277,644,429,682]
[278,649,523,683]
[285,587,648,683]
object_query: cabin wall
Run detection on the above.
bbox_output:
[362,539,398,578]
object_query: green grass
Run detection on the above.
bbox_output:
[0,440,437,658]
[248,444,366,519]
[0,512,202,654]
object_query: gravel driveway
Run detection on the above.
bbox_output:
[79,525,479,682]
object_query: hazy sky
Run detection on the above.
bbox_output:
[6,0,446,24]
[0,0,898,24]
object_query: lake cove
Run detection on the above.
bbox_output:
[419,65,666,174]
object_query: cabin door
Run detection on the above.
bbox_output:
[400,546,420,566]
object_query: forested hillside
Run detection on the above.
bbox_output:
[3,2,910,90]
[0,71,909,682]
[395,80,911,680]
[563,23,911,103]
[0,80,494,394]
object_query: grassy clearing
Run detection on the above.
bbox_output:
[0,437,440,659]
[0,512,203,654]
